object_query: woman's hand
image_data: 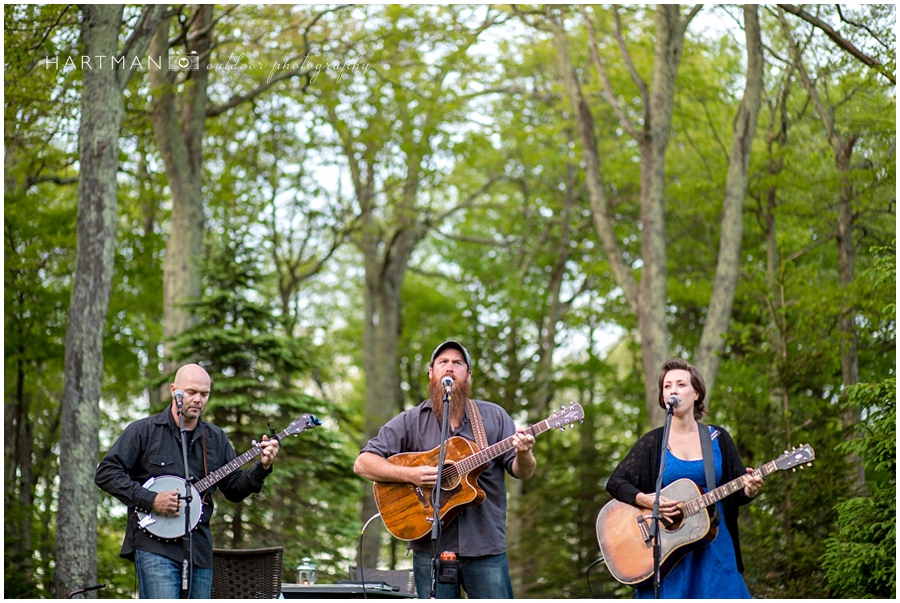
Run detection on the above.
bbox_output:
[741,468,763,498]
[636,492,682,522]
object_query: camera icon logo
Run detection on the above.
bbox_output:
[169,51,199,71]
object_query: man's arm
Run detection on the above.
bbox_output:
[354,451,439,487]
[94,424,159,513]
[510,432,536,479]
[214,430,275,503]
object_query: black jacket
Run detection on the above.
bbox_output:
[605,425,754,572]
[95,407,271,568]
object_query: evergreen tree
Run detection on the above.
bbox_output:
[168,233,360,581]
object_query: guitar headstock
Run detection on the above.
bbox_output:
[546,403,584,431]
[774,444,815,472]
[285,413,322,437]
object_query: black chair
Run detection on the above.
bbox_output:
[349,565,415,595]
[212,546,284,599]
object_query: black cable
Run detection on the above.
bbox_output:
[585,556,604,599]
[357,512,383,600]
[67,583,106,598]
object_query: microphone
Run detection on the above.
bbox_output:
[666,394,680,410]
[441,376,454,393]
[173,390,184,409]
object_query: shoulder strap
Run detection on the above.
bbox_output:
[200,428,210,504]
[698,422,719,526]
[466,398,489,450]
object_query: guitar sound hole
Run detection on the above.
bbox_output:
[662,513,684,531]
[440,462,460,490]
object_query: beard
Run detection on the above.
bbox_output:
[428,376,472,425]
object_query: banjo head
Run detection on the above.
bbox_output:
[136,475,204,541]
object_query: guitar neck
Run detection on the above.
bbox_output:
[446,420,552,478]
[681,460,777,517]
[193,429,286,493]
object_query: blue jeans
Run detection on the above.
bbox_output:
[413,551,514,598]
[135,549,212,599]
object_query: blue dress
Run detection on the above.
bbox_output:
[635,428,751,599]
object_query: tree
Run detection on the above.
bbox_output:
[775,3,895,488]
[4,5,80,595]
[538,4,762,425]
[822,240,895,598]
[308,5,507,567]
[822,378,895,598]
[147,4,327,400]
[54,4,163,597]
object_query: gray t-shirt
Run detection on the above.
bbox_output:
[361,398,519,556]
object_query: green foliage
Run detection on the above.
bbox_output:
[822,379,896,598]
[4,3,896,598]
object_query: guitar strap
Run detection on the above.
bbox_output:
[200,428,210,504]
[466,398,489,450]
[697,422,719,527]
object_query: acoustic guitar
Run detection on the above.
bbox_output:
[136,413,321,541]
[595,444,815,586]
[374,403,584,541]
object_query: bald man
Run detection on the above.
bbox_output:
[95,364,279,598]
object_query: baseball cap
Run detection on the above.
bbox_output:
[429,340,472,367]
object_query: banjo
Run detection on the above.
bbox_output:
[136,413,321,540]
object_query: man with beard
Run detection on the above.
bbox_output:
[354,340,536,598]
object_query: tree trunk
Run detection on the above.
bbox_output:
[358,213,425,568]
[696,5,764,393]
[777,6,864,488]
[148,5,212,382]
[554,6,695,426]
[54,5,163,597]
[635,6,697,425]
[533,162,576,416]
[835,140,864,490]
[54,6,124,597]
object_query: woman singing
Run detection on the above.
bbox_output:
[606,358,763,598]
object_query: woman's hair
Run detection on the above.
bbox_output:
[657,358,707,420]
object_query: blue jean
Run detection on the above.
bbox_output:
[413,550,514,598]
[135,549,212,599]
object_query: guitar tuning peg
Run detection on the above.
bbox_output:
[792,468,796,472]
[807,462,812,467]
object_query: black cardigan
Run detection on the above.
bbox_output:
[605,425,754,573]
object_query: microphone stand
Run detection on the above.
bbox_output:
[176,398,194,599]
[650,400,676,599]
[429,384,453,599]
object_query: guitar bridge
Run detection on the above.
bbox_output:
[637,514,652,547]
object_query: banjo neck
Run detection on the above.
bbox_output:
[193,437,270,493]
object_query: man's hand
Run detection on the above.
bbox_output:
[512,431,536,454]
[260,434,280,469]
[511,430,537,479]
[406,465,440,487]
[152,490,181,517]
